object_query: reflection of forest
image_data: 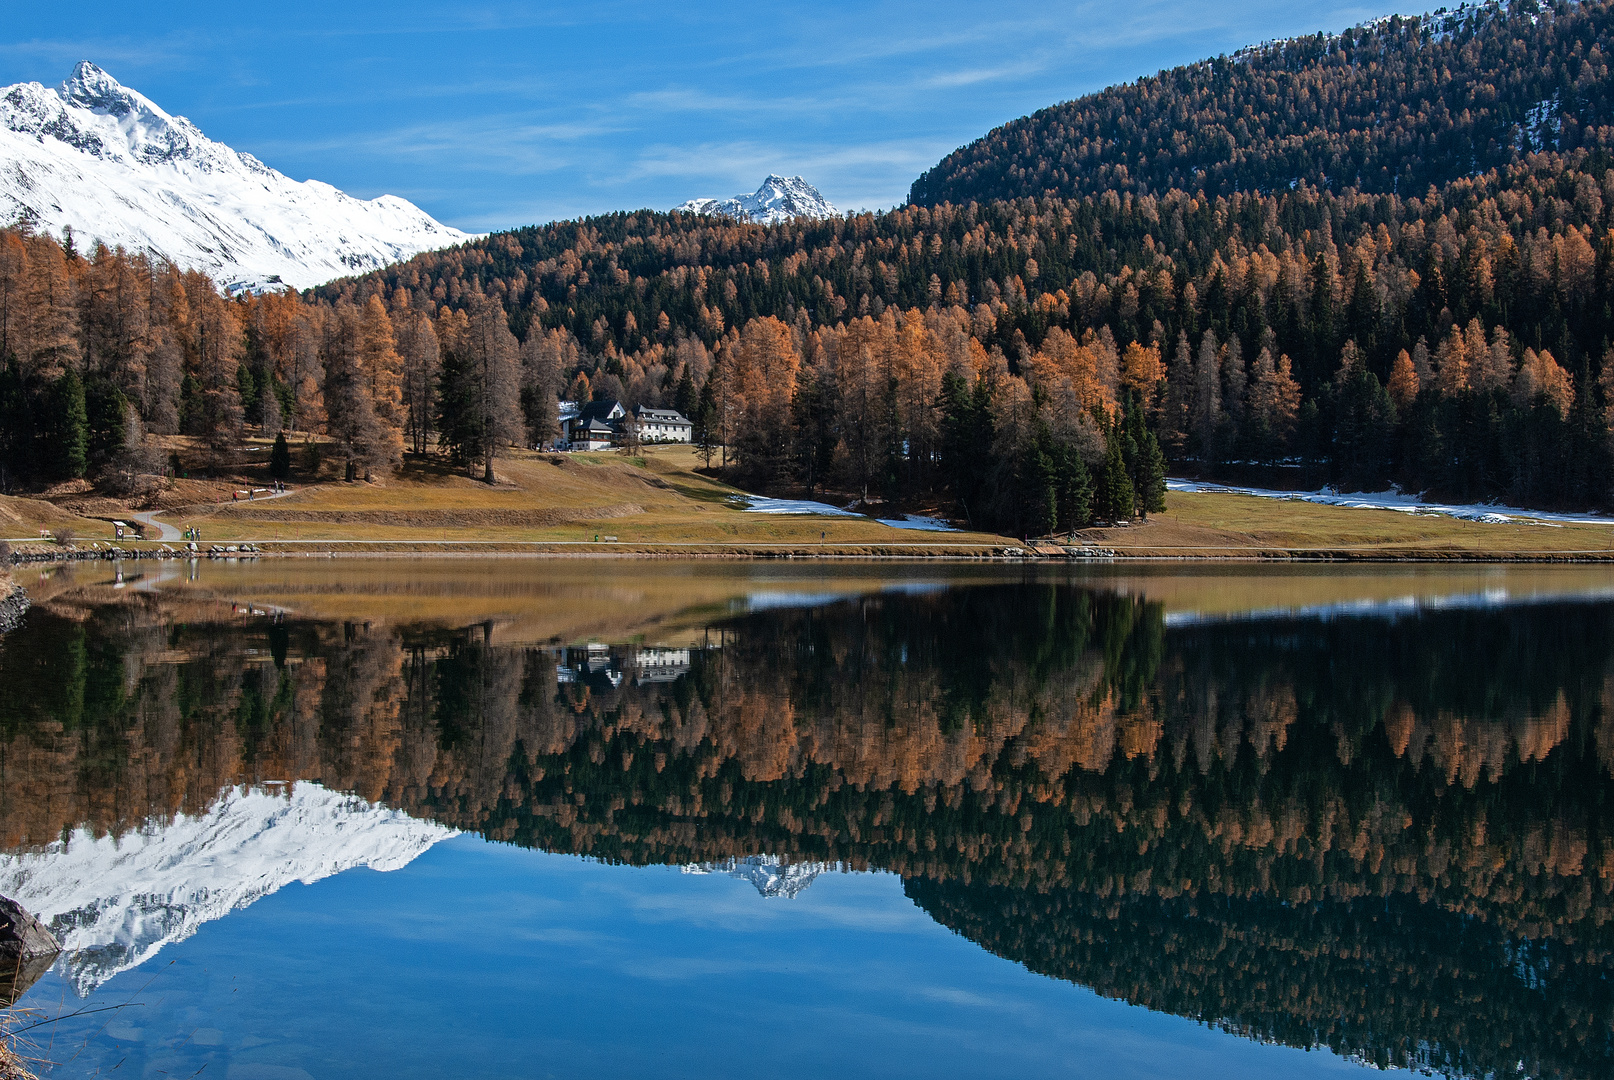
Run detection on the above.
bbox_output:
[2,586,1612,1077]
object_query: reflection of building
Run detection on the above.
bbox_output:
[555,643,623,688]
[633,647,691,683]
[555,644,695,689]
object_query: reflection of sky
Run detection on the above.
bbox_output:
[1163,586,1614,627]
[23,836,1368,1079]
[742,582,948,613]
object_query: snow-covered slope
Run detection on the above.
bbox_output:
[675,175,837,224]
[0,783,456,996]
[683,855,830,898]
[0,62,473,291]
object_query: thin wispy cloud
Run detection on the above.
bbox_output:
[2,0,1437,231]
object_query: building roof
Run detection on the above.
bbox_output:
[634,407,690,424]
[576,398,624,425]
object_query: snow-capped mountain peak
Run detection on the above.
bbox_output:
[0,62,474,290]
[675,175,837,224]
[59,61,161,129]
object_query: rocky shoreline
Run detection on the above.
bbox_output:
[0,577,28,635]
[4,543,261,565]
[3,541,1613,566]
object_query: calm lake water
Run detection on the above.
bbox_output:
[3,559,1613,1079]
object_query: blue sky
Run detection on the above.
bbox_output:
[27,837,1371,1078]
[4,1,1422,233]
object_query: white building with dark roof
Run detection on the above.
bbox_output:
[557,399,692,449]
[633,406,692,443]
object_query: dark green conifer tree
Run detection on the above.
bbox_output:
[85,376,127,470]
[1102,431,1135,523]
[52,369,88,481]
[675,366,698,420]
[692,372,719,467]
[270,431,292,481]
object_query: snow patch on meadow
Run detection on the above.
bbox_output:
[736,497,960,532]
[1167,480,1614,526]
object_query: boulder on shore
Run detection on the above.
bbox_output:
[0,895,59,1005]
[0,578,27,636]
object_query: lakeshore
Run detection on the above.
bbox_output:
[7,443,1614,564]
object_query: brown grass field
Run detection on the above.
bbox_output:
[137,444,1014,553]
[7,440,1614,559]
[1073,490,1614,558]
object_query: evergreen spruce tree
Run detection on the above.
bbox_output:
[1051,442,1093,530]
[0,360,28,490]
[675,366,698,420]
[939,372,983,524]
[1102,431,1134,523]
[1140,432,1168,515]
[270,431,292,481]
[435,347,482,472]
[1017,432,1058,537]
[237,364,259,427]
[53,369,88,481]
[693,373,720,467]
[84,376,127,472]
[1121,397,1167,516]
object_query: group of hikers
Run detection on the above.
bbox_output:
[230,480,288,502]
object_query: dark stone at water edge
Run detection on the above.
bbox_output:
[0,894,59,1005]
[0,580,27,636]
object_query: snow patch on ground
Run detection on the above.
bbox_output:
[736,497,960,532]
[875,515,959,532]
[1166,479,1614,526]
[739,496,863,517]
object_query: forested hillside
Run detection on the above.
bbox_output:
[9,3,1614,524]
[318,143,1614,512]
[910,0,1614,206]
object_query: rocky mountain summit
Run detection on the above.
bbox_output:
[0,62,473,290]
[675,175,837,224]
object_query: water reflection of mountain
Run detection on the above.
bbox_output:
[0,785,454,995]
[684,856,829,898]
[2,585,1612,1077]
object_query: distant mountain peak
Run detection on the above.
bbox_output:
[675,175,837,224]
[0,62,474,289]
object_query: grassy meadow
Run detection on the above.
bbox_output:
[6,439,1614,559]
